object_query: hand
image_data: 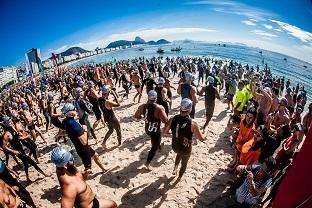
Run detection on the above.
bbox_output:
[247,171,253,181]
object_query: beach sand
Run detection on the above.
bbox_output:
[9,79,237,208]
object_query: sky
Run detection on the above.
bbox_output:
[1,0,312,66]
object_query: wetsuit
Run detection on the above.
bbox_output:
[99,97,121,145]
[171,114,193,177]
[155,86,169,115]
[143,103,161,164]
[181,83,195,118]
[61,117,95,169]
[48,101,62,128]
[75,98,97,140]
[86,89,102,121]
[204,85,217,123]
[142,78,156,94]
[39,98,50,131]
[2,126,45,179]
[0,160,36,207]
[119,74,129,98]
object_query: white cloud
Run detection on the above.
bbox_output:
[185,0,236,6]
[263,24,273,29]
[242,20,256,26]
[107,27,216,41]
[274,28,282,32]
[251,29,278,37]
[270,19,312,43]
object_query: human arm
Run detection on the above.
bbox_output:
[191,87,198,104]
[191,120,206,142]
[157,105,169,124]
[163,117,173,134]
[215,88,220,100]
[198,87,205,96]
[247,172,271,197]
[2,133,20,155]
[134,105,144,119]
[177,84,181,95]
[61,184,77,208]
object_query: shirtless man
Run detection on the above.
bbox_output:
[285,88,295,117]
[164,72,175,109]
[51,147,117,208]
[0,179,25,208]
[303,103,312,135]
[252,85,273,126]
[20,102,47,144]
[272,98,291,128]
[131,70,142,103]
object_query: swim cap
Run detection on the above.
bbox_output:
[11,102,18,109]
[185,72,193,81]
[101,85,110,94]
[132,70,139,74]
[148,90,157,101]
[51,146,74,168]
[144,72,151,79]
[41,92,46,97]
[21,102,28,110]
[87,81,94,87]
[207,76,214,84]
[75,87,83,95]
[62,103,75,115]
[180,98,193,112]
[279,97,288,107]
[78,80,84,87]
[0,160,5,174]
[48,92,54,100]
[2,115,11,125]
[157,77,165,85]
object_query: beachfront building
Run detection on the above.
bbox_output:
[0,66,18,88]
[26,48,43,75]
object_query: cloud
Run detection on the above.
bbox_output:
[107,27,217,41]
[270,19,312,43]
[274,28,282,32]
[242,20,256,26]
[263,24,273,29]
[185,0,236,6]
[251,29,278,37]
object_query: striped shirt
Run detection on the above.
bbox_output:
[236,164,272,205]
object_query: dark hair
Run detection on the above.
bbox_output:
[243,107,257,128]
[281,124,292,139]
[66,162,78,175]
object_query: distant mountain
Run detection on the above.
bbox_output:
[105,36,170,48]
[134,36,146,44]
[106,40,132,49]
[156,39,170,44]
[147,40,157,45]
[59,47,89,57]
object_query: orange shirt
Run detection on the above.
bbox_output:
[236,120,255,153]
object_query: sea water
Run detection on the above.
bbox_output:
[72,42,312,101]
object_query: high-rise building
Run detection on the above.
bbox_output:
[0,66,17,88]
[26,48,43,75]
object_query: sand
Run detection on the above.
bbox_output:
[8,78,238,208]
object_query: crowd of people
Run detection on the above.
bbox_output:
[0,55,311,208]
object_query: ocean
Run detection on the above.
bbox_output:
[72,42,312,101]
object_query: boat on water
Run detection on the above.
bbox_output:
[171,47,182,52]
[259,51,263,54]
[303,65,307,68]
[157,48,164,53]
[138,48,144,51]
[284,57,287,61]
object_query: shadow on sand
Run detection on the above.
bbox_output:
[120,175,179,208]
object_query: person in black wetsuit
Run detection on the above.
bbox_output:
[164,98,206,181]
[98,85,122,149]
[1,116,48,182]
[85,81,105,131]
[60,103,105,177]
[39,92,50,132]
[177,72,198,118]
[119,71,130,99]
[198,76,220,133]
[47,92,66,141]
[141,72,157,95]
[0,159,36,207]
[155,77,170,116]
[134,90,168,169]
